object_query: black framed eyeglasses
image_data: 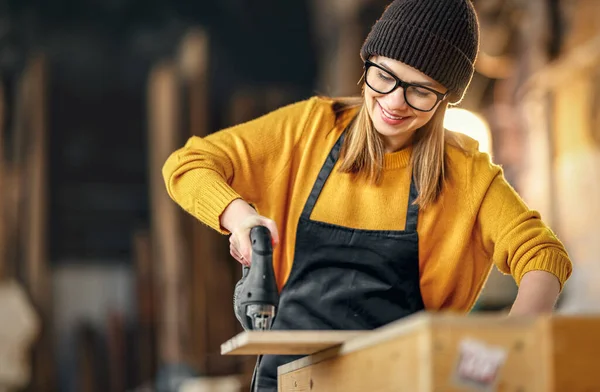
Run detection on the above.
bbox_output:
[364,60,448,112]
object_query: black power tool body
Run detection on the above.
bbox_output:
[233,225,280,331]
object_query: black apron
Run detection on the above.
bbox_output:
[253,131,425,391]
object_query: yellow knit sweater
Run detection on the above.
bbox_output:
[162,96,572,312]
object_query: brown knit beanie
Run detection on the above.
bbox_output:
[360,0,480,104]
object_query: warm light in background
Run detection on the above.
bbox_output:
[444,108,493,155]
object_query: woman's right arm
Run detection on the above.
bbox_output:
[162,98,317,256]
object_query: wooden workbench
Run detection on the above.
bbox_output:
[222,312,600,391]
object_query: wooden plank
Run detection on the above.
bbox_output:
[0,79,5,281]
[147,60,192,365]
[178,28,210,375]
[75,323,103,392]
[545,316,600,391]
[22,54,49,312]
[221,331,363,356]
[283,329,429,392]
[20,53,56,392]
[106,311,126,392]
[133,229,156,383]
[278,314,600,391]
[276,312,507,375]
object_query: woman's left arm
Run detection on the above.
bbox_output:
[475,169,573,315]
[509,270,560,315]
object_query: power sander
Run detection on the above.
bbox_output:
[233,225,280,331]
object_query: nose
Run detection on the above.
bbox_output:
[382,86,408,111]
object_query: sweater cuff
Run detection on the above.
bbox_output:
[194,180,242,234]
[517,249,573,291]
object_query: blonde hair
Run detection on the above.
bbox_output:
[332,95,464,209]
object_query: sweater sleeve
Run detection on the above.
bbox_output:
[162,97,317,233]
[475,164,573,290]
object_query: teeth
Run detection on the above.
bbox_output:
[382,107,404,120]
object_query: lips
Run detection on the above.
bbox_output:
[378,102,409,125]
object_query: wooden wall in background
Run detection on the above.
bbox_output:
[549,0,600,312]
[147,60,194,368]
[551,0,600,264]
[519,0,600,312]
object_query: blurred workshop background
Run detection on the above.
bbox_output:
[0,0,598,391]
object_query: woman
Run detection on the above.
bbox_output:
[162,0,572,390]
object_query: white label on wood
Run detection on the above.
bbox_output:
[452,338,507,391]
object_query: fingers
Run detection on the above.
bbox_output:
[258,217,280,248]
[230,233,251,266]
[230,244,247,266]
[230,214,281,266]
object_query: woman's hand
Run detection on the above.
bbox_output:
[221,199,280,266]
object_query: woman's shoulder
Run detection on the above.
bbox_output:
[286,95,360,138]
[444,130,503,184]
[271,95,354,125]
[309,95,361,122]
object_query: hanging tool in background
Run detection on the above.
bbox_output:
[234,226,280,331]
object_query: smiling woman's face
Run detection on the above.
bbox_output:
[364,56,448,153]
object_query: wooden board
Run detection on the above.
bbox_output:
[543,316,600,391]
[277,313,600,392]
[221,331,364,356]
[0,80,4,281]
[132,229,157,383]
[276,311,435,375]
[147,60,191,364]
[21,53,56,392]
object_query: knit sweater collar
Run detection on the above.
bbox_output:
[384,145,412,169]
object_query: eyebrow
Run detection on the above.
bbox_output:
[379,61,437,87]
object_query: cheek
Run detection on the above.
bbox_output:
[364,90,376,116]
[413,111,435,127]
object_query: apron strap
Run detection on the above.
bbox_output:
[300,132,345,220]
[405,177,419,232]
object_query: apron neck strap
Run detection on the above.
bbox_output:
[300,132,345,220]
